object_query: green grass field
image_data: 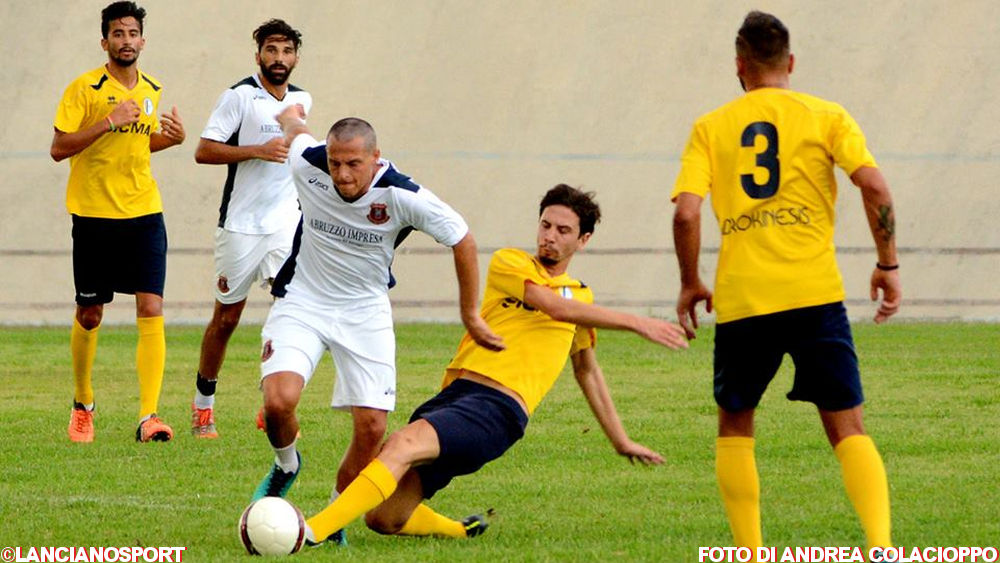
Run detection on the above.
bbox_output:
[1,322,997,562]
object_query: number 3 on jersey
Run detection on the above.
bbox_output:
[740,121,779,199]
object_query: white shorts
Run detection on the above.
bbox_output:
[213,227,294,304]
[260,294,396,412]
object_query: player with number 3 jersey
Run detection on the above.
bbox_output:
[671,11,900,555]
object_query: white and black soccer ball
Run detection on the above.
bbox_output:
[238,497,306,556]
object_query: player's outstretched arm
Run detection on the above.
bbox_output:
[150,106,185,152]
[570,347,664,465]
[851,166,901,323]
[452,233,505,352]
[522,282,688,350]
[672,192,712,339]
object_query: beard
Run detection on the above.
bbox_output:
[537,255,558,267]
[110,50,138,67]
[260,62,292,85]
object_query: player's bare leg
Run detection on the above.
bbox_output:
[199,299,248,379]
[261,372,304,448]
[193,299,248,438]
[253,372,305,500]
[336,407,389,493]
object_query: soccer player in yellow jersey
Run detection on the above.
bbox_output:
[671,11,900,554]
[50,1,185,444]
[300,184,688,544]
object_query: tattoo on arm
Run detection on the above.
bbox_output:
[877,205,895,242]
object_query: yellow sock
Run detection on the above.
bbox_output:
[136,316,165,419]
[307,459,397,542]
[716,437,762,552]
[835,434,892,550]
[71,319,99,405]
[397,503,466,538]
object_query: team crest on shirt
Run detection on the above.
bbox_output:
[143,97,154,115]
[367,203,390,225]
[560,287,574,299]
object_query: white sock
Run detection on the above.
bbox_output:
[274,441,299,473]
[193,390,214,410]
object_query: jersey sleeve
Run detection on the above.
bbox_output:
[288,132,320,165]
[401,187,469,247]
[569,325,597,355]
[487,249,549,302]
[829,105,878,175]
[200,89,242,142]
[671,119,712,200]
[53,80,88,134]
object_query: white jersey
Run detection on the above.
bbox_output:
[200,74,312,235]
[274,133,469,304]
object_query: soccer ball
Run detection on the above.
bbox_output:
[238,497,306,556]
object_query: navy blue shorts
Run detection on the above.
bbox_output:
[713,302,863,412]
[410,379,528,499]
[71,213,167,306]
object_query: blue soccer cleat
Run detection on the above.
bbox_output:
[251,451,301,501]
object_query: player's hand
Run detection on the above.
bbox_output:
[108,99,141,128]
[465,316,506,352]
[676,282,713,340]
[636,317,689,350]
[870,268,901,323]
[276,104,309,142]
[615,439,665,466]
[257,137,289,163]
[159,106,185,145]
[275,104,307,125]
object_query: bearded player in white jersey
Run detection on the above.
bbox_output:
[190,19,312,439]
[250,104,504,545]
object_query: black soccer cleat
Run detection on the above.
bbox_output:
[461,508,494,538]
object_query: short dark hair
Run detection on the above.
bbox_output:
[253,19,303,51]
[539,184,601,236]
[101,1,146,38]
[327,118,377,152]
[735,11,790,68]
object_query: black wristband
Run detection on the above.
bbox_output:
[876,263,899,271]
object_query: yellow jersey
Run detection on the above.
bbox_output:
[672,88,877,323]
[444,248,596,414]
[54,65,163,219]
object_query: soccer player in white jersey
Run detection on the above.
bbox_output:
[251,105,504,545]
[190,20,312,439]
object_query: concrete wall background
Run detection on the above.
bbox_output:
[2,0,998,325]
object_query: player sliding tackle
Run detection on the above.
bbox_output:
[302,184,689,545]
